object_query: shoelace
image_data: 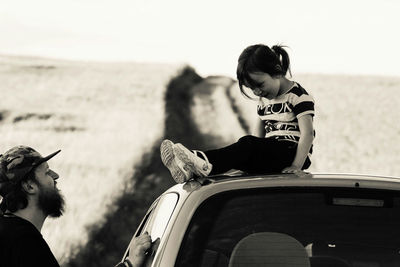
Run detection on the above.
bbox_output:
[192,150,210,171]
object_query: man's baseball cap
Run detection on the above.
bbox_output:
[0,146,61,197]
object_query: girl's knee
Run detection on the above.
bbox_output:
[237,135,258,146]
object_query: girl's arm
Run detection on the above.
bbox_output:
[282,115,314,173]
[255,120,266,137]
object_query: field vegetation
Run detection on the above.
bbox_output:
[0,55,179,263]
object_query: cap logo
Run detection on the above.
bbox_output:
[6,156,24,170]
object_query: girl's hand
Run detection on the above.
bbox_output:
[282,166,310,177]
[282,165,302,174]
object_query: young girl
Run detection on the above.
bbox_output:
[161,44,315,183]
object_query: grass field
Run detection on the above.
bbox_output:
[225,73,400,176]
[0,55,179,263]
[1,55,399,265]
[294,73,400,176]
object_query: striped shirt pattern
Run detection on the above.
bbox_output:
[257,82,315,143]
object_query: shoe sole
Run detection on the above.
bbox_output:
[160,140,191,183]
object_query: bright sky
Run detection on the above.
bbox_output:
[1,0,399,77]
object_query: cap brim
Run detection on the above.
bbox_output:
[33,150,61,166]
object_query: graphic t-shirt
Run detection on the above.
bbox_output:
[0,215,60,267]
[257,82,315,143]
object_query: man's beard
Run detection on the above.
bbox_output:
[37,184,65,218]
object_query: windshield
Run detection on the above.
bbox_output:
[123,193,178,266]
[175,187,400,267]
[141,193,179,242]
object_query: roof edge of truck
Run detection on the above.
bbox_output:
[163,172,400,195]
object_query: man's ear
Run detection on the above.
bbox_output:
[21,179,38,195]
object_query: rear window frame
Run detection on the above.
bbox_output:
[175,186,400,267]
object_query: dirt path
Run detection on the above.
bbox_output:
[66,67,244,267]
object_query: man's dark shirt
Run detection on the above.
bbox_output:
[0,215,60,267]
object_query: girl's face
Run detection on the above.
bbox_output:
[246,72,281,99]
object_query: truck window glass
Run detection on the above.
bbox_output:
[175,188,400,267]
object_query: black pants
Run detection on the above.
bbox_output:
[204,135,311,175]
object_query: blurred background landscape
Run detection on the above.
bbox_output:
[1,0,399,266]
[1,55,399,266]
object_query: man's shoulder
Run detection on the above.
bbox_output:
[0,216,39,233]
[0,216,60,266]
[0,216,41,244]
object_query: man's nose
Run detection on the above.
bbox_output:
[48,169,59,180]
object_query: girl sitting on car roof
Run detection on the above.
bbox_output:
[161,43,315,183]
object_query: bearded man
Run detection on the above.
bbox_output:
[0,146,65,267]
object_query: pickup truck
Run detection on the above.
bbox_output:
[118,172,400,267]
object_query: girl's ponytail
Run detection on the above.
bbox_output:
[272,45,292,77]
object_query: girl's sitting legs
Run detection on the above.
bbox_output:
[161,136,305,183]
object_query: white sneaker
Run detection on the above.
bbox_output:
[160,139,212,183]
